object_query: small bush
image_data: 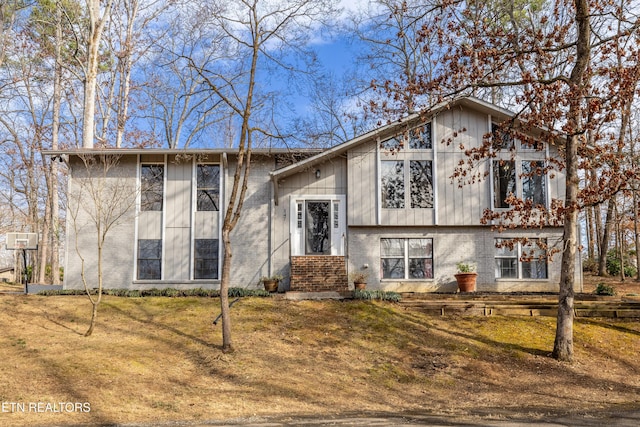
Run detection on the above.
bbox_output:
[353,289,402,302]
[582,257,598,273]
[38,287,270,298]
[606,250,637,277]
[594,283,616,296]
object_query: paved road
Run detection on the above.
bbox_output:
[119,410,640,427]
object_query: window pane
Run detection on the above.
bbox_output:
[495,239,516,257]
[305,201,330,254]
[409,258,433,279]
[496,258,517,278]
[137,239,161,280]
[493,160,515,208]
[381,161,405,208]
[197,165,220,211]
[141,165,164,211]
[408,123,432,149]
[382,258,405,278]
[522,161,546,205]
[381,136,402,150]
[194,239,218,279]
[522,261,547,279]
[408,238,432,258]
[381,238,404,256]
[138,239,161,259]
[492,123,515,150]
[410,160,433,208]
[521,239,547,279]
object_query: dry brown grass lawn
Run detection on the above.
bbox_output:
[0,293,639,426]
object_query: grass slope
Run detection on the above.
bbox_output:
[0,294,639,426]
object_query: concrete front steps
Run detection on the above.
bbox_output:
[399,293,640,318]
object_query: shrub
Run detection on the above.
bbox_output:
[353,289,402,302]
[606,250,637,277]
[594,283,616,296]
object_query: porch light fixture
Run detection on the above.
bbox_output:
[315,169,321,179]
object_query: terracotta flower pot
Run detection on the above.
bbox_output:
[263,280,278,293]
[454,273,477,292]
[354,282,366,290]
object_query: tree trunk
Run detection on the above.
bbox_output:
[552,0,590,362]
[219,228,233,353]
[553,133,579,362]
[586,205,595,261]
[599,198,615,276]
[85,302,98,337]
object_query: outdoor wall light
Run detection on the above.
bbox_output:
[315,169,321,179]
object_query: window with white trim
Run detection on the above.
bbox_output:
[381,238,433,279]
[137,239,162,280]
[495,238,547,279]
[381,160,433,209]
[521,160,546,205]
[140,164,164,211]
[194,239,218,279]
[196,164,220,211]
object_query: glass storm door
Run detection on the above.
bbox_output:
[305,201,330,254]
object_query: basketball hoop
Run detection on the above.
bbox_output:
[5,233,38,250]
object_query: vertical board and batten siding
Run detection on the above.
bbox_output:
[164,156,192,280]
[435,107,489,226]
[347,141,377,225]
[272,157,348,283]
[347,107,491,227]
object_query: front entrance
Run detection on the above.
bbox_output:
[289,195,347,292]
[290,195,345,256]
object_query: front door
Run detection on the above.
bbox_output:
[291,195,345,256]
[305,201,330,254]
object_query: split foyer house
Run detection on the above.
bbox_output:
[52,97,581,293]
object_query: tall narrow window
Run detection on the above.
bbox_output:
[140,165,164,211]
[305,201,330,254]
[197,164,220,211]
[194,239,219,279]
[137,239,162,280]
[296,202,303,229]
[410,160,433,208]
[522,161,546,206]
[381,161,405,208]
[493,160,516,208]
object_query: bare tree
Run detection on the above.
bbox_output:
[79,0,115,148]
[384,0,640,361]
[67,154,137,336]
[185,0,336,352]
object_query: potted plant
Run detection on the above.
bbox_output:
[349,271,369,290]
[261,274,283,293]
[454,262,477,292]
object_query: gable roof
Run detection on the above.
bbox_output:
[269,96,519,182]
